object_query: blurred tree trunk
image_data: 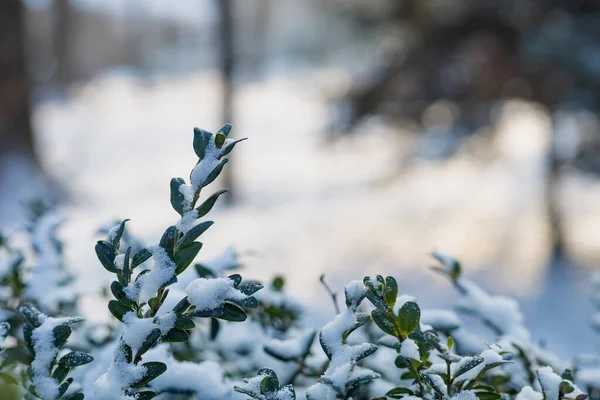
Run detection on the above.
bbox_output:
[546,127,565,268]
[218,0,236,205]
[53,0,73,87]
[0,0,36,162]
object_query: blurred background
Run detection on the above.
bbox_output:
[1,0,600,357]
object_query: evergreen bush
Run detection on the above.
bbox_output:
[0,125,597,400]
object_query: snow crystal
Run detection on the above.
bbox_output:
[185,277,247,311]
[536,366,562,400]
[399,338,420,361]
[517,386,543,400]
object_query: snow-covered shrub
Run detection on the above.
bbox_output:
[0,124,597,400]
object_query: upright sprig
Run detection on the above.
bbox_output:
[93,125,261,400]
[20,303,92,400]
[304,280,379,399]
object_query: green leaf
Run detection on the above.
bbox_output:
[219,138,247,158]
[384,276,398,308]
[122,246,132,283]
[421,373,446,397]
[58,351,94,368]
[108,300,134,322]
[108,220,129,250]
[258,368,280,394]
[172,297,190,314]
[159,226,177,258]
[66,394,85,400]
[174,242,203,275]
[111,281,134,307]
[398,301,421,335]
[57,378,73,397]
[200,158,228,188]
[136,328,161,358]
[195,190,228,219]
[163,328,189,342]
[0,372,18,385]
[174,315,195,330]
[95,241,118,273]
[132,362,167,388]
[23,324,35,355]
[19,303,44,328]
[217,303,247,322]
[210,318,220,340]
[447,336,454,350]
[453,356,484,379]
[170,177,188,216]
[52,364,70,383]
[386,387,414,398]
[215,133,226,148]
[475,392,501,400]
[372,309,399,336]
[53,325,72,348]
[132,248,152,268]
[237,281,263,296]
[193,128,212,160]
[177,222,212,250]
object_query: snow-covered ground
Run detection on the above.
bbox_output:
[23,70,600,357]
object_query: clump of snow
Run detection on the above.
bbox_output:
[264,329,315,360]
[450,390,478,400]
[114,254,125,270]
[453,350,503,383]
[106,222,121,244]
[93,342,147,400]
[517,386,544,400]
[344,280,367,304]
[185,277,247,311]
[399,338,420,361]
[176,209,199,234]
[178,183,195,211]
[121,311,175,353]
[145,345,238,399]
[578,367,600,388]
[421,309,461,331]
[456,278,530,341]
[124,246,177,303]
[536,366,562,400]
[25,213,77,311]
